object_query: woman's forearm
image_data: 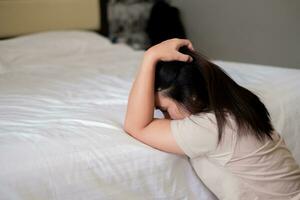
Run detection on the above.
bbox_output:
[123,38,194,135]
[124,52,158,133]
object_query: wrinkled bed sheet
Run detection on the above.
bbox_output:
[0,31,217,200]
[0,31,299,200]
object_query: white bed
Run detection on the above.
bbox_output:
[0,31,218,200]
[0,31,299,200]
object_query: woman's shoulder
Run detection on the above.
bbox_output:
[188,112,236,128]
[189,112,216,122]
[180,112,217,130]
[170,112,220,158]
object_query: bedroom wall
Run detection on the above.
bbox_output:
[170,0,300,69]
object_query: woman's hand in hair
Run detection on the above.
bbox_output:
[124,38,190,156]
[145,38,194,63]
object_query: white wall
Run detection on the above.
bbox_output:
[171,0,300,68]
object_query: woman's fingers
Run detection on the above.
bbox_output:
[145,38,194,63]
[188,43,194,51]
[175,52,193,62]
[173,39,194,62]
[175,39,194,51]
[174,39,194,62]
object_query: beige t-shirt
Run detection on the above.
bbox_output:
[170,112,300,200]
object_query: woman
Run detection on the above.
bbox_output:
[123,38,300,199]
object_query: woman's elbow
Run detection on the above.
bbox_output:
[123,122,135,136]
[123,122,130,134]
[123,122,141,137]
[123,117,129,129]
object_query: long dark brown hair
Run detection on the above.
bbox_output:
[154,46,274,143]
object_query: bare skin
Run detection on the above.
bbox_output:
[155,92,190,120]
[123,38,194,155]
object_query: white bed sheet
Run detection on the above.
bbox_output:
[0,31,217,200]
[0,31,299,200]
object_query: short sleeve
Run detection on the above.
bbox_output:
[170,113,219,158]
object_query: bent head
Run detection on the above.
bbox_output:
[154,46,274,143]
[154,47,209,120]
[155,92,189,120]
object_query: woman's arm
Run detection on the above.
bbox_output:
[123,38,194,155]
